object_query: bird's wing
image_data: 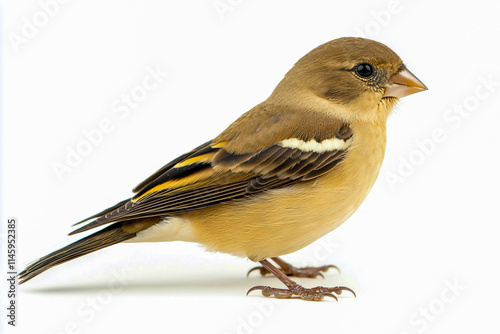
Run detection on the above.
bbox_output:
[70,105,353,235]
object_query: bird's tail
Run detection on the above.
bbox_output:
[18,218,159,284]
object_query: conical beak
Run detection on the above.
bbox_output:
[384,66,428,98]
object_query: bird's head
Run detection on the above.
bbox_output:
[269,37,427,124]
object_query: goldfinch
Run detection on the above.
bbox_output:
[19,37,427,301]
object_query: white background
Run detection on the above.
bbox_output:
[2,0,500,333]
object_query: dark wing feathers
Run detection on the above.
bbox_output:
[132,140,213,194]
[70,111,353,235]
[69,179,252,235]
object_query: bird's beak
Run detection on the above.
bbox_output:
[383,66,428,98]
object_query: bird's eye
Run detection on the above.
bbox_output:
[354,63,374,78]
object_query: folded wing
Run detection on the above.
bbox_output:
[70,107,353,235]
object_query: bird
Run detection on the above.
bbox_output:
[19,37,427,301]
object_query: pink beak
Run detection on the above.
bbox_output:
[384,67,428,98]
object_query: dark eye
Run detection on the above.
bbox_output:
[354,63,374,78]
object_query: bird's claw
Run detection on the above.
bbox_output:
[247,284,355,301]
[247,266,270,277]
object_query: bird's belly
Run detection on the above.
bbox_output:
[182,161,380,261]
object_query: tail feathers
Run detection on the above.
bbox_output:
[18,218,160,284]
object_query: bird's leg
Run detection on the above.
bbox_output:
[247,259,355,301]
[247,256,339,278]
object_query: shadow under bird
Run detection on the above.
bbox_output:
[19,37,427,301]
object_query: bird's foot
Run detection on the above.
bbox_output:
[247,283,356,301]
[247,257,339,278]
